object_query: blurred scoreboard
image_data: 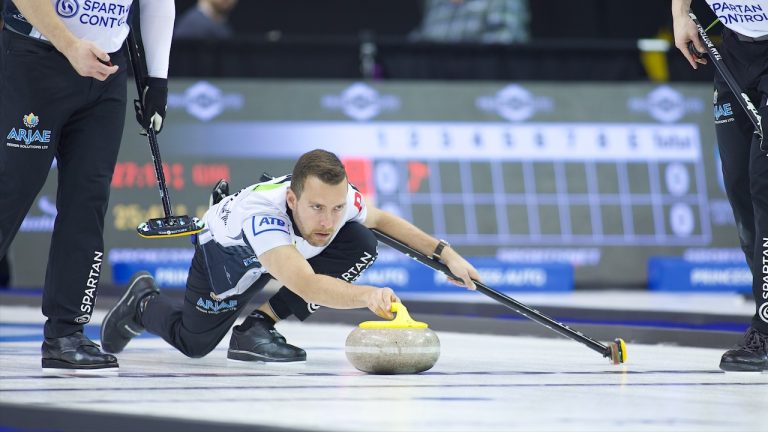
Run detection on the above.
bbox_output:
[11,80,742,289]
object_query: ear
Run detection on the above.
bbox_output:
[286,188,297,211]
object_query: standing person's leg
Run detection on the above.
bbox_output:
[227,222,378,362]
[39,50,128,372]
[720,94,768,372]
[42,53,127,339]
[716,31,768,371]
[748,92,768,335]
[0,32,62,261]
[753,80,768,336]
[41,52,127,339]
[714,84,756,271]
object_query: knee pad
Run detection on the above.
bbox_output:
[268,287,318,321]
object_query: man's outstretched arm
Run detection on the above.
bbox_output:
[363,205,480,290]
[258,244,400,319]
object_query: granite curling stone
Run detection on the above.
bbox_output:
[345,302,440,374]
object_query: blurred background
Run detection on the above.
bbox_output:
[3,1,747,300]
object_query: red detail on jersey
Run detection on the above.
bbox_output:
[354,191,363,213]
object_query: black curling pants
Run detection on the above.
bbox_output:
[713,28,768,333]
[0,30,127,338]
[141,222,378,358]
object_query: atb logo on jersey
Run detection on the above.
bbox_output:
[22,113,39,128]
[56,0,79,18]
[259,217,286,227]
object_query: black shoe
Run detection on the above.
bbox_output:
[100,271,159,354]
[42,332,118,374]
[227,312,306,362]
[719,327,768,372]
[209,179,230,207]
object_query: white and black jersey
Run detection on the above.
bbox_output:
[197,175,368,300]
[705,0,768,38]
[2,0,174,77]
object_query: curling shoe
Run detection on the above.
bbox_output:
[100,271,159,354]
[209,179,230,207]
[42,331,118,374]
[228,311,306,362]
[719,327,768,372]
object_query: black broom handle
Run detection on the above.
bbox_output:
[126,28,173,218]
[371,229,612,358]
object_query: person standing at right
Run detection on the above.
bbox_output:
[672,0,768,371]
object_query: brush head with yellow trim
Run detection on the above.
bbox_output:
[137,216,203,238]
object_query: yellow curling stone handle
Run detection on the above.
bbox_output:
[359,302,429,329]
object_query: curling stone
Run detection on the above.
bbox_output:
[345,303,439,374]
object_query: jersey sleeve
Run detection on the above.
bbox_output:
[242,213,293,257]
[347,185,367,223]
[138,0,175,78]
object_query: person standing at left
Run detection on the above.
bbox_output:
[0,0,174,374]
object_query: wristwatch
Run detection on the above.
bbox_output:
[431,239,450,261]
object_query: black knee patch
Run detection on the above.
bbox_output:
[268,287,318,321]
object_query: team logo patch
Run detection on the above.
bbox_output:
[258,217,286,227]
[714,103,735,125]
[56,0,79,18]
[714,103,733,121]
[22,113,39,128]
[196,297,238,314]
[253,216,289,236]
[7,113,52,149]
[759,303,768,324]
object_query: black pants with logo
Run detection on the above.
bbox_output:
[0,30,127,338]
[713,28,768,333]
[141,222,378,358]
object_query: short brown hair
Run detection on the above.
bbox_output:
[290,149,347,197]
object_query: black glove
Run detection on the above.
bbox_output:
[135,77,168,134]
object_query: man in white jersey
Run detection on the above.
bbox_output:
[0,0,174,373]
[672,0,768,371]
[101,149,481,362]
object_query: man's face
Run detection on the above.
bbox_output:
[287,176,348,247]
